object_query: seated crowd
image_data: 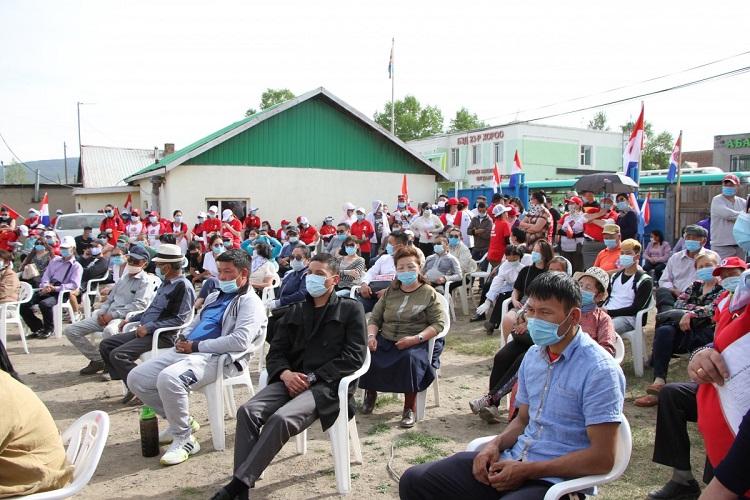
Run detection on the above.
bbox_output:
[1,189,749,500]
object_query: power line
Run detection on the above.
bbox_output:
[482,49,750,123]
[0,130,77,188]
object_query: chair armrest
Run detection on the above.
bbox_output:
[121,322,138,333]
[349,285,361,299]
[465,435,495,452]
[151,323,190,353]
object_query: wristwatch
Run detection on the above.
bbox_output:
[417,334,424,343]
[306,372,317,384]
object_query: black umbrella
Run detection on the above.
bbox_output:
[573,173,639,194]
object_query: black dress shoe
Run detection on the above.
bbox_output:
[469,313,486,323]
[209,489,235,500]
[25,330,41,339]
[400,408,415,428]
[361,391,376,414]
[79,360,105,375]
[37,330,52,339]
[647,479,700,500]
[120,390,136,404]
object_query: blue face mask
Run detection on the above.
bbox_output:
[155,267,165,279]
[478,212,487,218]
[733,212,750,252]
[723,186,736,197]
[616,201,628,211]
[61,249,73,258]
[531,251,542,263]
[223,241,232,248]
[305,274,330,297]
[111,256,124,266]
[448,237,460,246]
[602,203,613,211]
[46,238,55,245]
[722,276,741,293]
[289,237,299,244]
[619,255,635,268]
[397,271,418,286]
[398,203,406,209]
[697,267,716,282]
[212,245,224,254]
[336,234,346,240]
[219,278,240,294]
[345,246,356,255]
[423,209,432,217]
[136,240,146,247]
[35,244,46,251]
[527,309,572,347]
[604,239,617,249]
[433,244,444,254]
[580,289,595,307]
[0,262,4,271]
[386,243,394,255]
[90,247,102,256]
[684,240,701,253]
[261,226,269,231]
[174,217,182,223]
[356,215,364,221]
[290,259,306,272]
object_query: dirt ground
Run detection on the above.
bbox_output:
[6,306,708,500]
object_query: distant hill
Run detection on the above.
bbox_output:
[2,158,79,185]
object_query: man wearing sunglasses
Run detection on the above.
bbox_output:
[324,223,350,255]
[65,245,154,376]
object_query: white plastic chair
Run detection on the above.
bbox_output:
[415,293,450,421]
[257,274,281,372]
[5,411,110,500]
[466,415,632,500]
[443,276,469,321]
[619,296,655,377]
[81,271,110,319]
[197,328,267,451]
[0,282,33,354]
[53,289,77,339]
[498,297,513,349]
[258,350,371,494]
[613,333,625,365]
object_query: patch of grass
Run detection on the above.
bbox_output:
[376,483,390,494]
[367,422,390,435]
[445,336,498,357]
[459,384,470,390]
[363,439,375,446]
[395,432,451,465]
[375,395,402,408]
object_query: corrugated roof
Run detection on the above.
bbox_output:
[126,88,448,181]
[681,150,714,168]
[80,145,161,188]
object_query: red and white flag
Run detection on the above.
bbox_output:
[491,164,502,193]
[39,193,50,227]
[641,191,651,226]
[401,174,409,202]
[124,194,133,213]
[509,151,523,189]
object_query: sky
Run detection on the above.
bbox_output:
[2,0,750,166]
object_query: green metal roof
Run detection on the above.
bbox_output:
[127,88,447,181]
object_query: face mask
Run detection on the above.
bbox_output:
[289,237,299,244]
[99,238,108,245]
[397,271,418,286]
[619,255,635,267]
[616,201,628,211]
[580,289,595,306]
[528,309,572,347]
[61,249,73,258]
[35,244,46,251]
[345,246,356,255]
[478,212,487,218]
[508,260,522,268]
[303,223,309,228]
[723,186,736,197]
[290,259,306,272]
[148,216,157,224]
[126,264,143,275]
[602,203,612,211]
[219,278,240,294]
[136,240,146,247]
[208,213,216,219]
[335,233,346,240]
[398,202,406,209]
[423,209,432,217]
[251,210,258,215]
[433,244,444,254]
[356,215,364,221]
[90,247,102,256]
[697,267,716,282]
[604,239,617,249]
[722,276,741,293]
[213,246,224,255]
[684,240,701,253]
[105,211,113,218]
[438,201,446,208]
[732,212,750,252]
[111,256,124,266]
[306,274,330,298]
[122,214,130,220]
[531,251,542,263]
[261,226,269,231]
[198,218,205,224]
[223,241,232,248]
[155,267,165,279]
[174,216,182,223]
[448,237,460,246]
[386,244,395,255]
[46,238,55,245]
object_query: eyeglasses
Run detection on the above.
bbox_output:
[290,255,306,261]
[126,257,143,265]
[336,230,346,235]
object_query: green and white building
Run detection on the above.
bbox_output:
[408,123,623,189]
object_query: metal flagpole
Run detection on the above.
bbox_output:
[674,130,683,240]
[390,38,395,135]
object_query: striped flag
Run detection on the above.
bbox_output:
[491,163,502,194]
[39,193,50,227]
[667,132,681,184]
[623,103,645,185]
[641,191,651,226]
[508,151,523,189]
[388,46,393,79]
[124,193,133,213]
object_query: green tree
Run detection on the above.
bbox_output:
[448,107,487,133]
[373,95,444,142]
[587,111,610,131]
[4,159,27,184]
[244,88,295,117]
[621,120,673,170]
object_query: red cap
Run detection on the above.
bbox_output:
[564,196,583,206]
[131,208,140,216]
[149,211,159,217]
[723,174,740,185]
[446,197,459,205]
[507,205,519,217]
[222,231,234,238]
[713,257,748,276]
[281,219,290,227]
[397,194,407,200]
[459,197,470,206]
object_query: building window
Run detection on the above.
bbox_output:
[730,155,750,172]
[493,142,504,163]
[472,145,481,165]
[206,199,249,219]
[580,145,592,166]
[451,148,459,168]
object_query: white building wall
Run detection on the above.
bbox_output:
[75,192,141,214]
[157,165,438,228]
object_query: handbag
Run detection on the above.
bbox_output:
[21,264,40,280]
[655,309,688,327]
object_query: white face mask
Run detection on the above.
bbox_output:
[126,264,143,275]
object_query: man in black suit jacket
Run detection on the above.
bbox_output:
[211,253,367,500]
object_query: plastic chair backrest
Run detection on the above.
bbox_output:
[18,282,33,303]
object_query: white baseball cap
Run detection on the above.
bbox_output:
[197,211,206,218]
[222,209,233,222]
[59,236,76,248]
[208,205,219,213]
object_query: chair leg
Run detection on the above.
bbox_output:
[349,417,363,465]
[328,418,352,494]
[295,430,308,455]
[224,385,236,418]
[433,368,440,407]
[631,333,644,378]
[17,321,29,354]
[458,286,468,316]
[204,381,226,451]
[416,390,427,421]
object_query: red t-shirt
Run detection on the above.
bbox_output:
[583,208,618,242]
[350,220,374,252]
[202,218,222,238]
[222,218,243,245]
[319,223,337,243]
[243,215,261,231]
[299,225,319,245]
[100,216,124,246]
[440,210,461,227]
[0,230,18,251]
[487,218,511,261]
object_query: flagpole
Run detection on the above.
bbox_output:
[390,38,395,136]
[674,130,683,241]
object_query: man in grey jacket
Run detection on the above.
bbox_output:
[129,249,267,467]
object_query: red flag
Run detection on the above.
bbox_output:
[39,193,50,226]
[491,164,501,193]
[124,194,133,213]
[401,174,409,202]
[641,191,651,226]
[1,204,19,220]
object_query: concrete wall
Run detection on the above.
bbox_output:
[714,133,750,172]
[74,191,142,214]
[153,164,438,227]
[0,185,76,217]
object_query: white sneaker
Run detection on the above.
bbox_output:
[159,416,200,444]
[469,395,490,414]
[73,312,83,322]
[160,434,200,465]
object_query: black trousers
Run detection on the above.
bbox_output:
[99,331,176,386]
[488,291,513,325]
[655,287,678,314]
[20,292,60,332]
[488,335,532,393]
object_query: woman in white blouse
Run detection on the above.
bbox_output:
[409,202,444,258]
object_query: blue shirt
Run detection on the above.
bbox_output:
[501,328,625,485]
[186,292,236,342]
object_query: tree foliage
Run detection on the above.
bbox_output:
[4,159,27,184]
[621,120,673,170]
[587,111,610,131]
[448,107,487,133]
[245,88,296,117]
[373,95,444,142]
